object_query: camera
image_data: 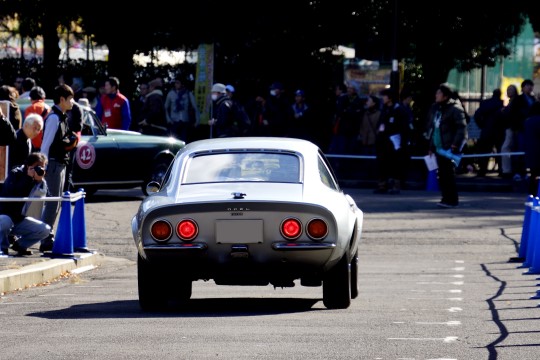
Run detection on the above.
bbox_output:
[34,166,45,176]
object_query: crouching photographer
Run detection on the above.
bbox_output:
[0,152,52,256]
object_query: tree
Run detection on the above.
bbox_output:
[1,0,538,119]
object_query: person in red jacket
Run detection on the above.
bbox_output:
[95,76,132,130]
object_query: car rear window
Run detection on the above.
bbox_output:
[183,152,300,184]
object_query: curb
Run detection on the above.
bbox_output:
[0,252,103,294]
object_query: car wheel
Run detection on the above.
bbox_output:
[142,159,171,196]
[137,254,167,311]
[350,250,359,299]
[322,254,351,309]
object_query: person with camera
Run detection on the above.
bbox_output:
[0,152,51,256]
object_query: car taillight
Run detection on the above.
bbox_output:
[150,220,172,242]
[177,219,198,241]
[306,218,328,240]
[281,218,302,240]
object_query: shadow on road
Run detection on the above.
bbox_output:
[28,298,322,318]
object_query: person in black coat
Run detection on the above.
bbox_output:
[0,107,16,145]
[524,101,540,196]
[7,113,44,170]
[473,88,504,176]
[0,152,51,256]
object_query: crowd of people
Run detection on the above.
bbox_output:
[0,74,539,256]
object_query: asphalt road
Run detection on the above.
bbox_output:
[1,187,539,360]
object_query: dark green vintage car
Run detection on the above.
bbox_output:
[16,100,185,196]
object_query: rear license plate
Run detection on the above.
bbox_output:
[216,220,263,244]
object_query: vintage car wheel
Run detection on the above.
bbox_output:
[350,250,359,299]
[137,254,167,311]
[322,254,352,309]
[142,159,171,196]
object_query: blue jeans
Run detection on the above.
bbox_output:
[0,215,51,250]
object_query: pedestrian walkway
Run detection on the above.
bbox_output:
[0,251,102,294]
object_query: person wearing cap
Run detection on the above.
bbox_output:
[95,76,132,130]
[289,89,312,140]
[164,78,200,142]
[208,83,236,138]
[225,84,235,98]
[81,86,98,109]
[263,81,291,136]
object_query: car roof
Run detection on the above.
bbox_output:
[183,137,320,154]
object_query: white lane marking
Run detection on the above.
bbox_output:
[452,274,464,278]
[448,307,463,312]
[416,320,461,326]
[71,265,96,274]
[38,294,76,297]
[452,267,465,271]
[455,260,464,263]
[410,289,461,293]
[0,302,41,304]
[388,336,458,343]
[407,297,463,301]
[416,281,464,285]
[393,320,461,326]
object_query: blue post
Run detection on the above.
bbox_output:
[521,197,540,270]
[525,206,540,275]
[73,188,90,252]
[516,195,534,261]
[426,170,439,191]
[50,191,75,258]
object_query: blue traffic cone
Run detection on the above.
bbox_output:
[521,197,539,271]
[50,192,75,258]
[525,203,540,275]
[426,170,439,191]
[514,195,535,262]
[72,189,90,252]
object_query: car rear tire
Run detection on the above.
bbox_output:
[137,254,167,311]
[350,250,359,299]
[322,254,351,309]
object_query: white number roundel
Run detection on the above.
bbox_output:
[76,141,96,169]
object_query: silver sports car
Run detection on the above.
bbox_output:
[132,137,363,310]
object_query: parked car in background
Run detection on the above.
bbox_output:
[8,100,186,196]
[132,137,364,311]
